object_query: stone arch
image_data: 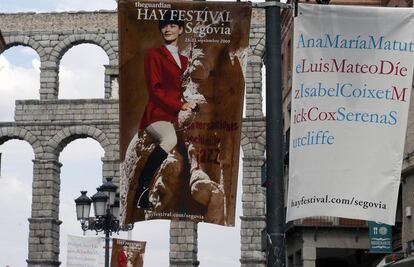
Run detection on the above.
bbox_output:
[255,130,266,155]
[0,125,43,158]
[51,33,117,68]
[240,129,266,158]
[240,131,253,157]
[1,35,47,63]
[47,125,112,158]
[250,31,266,59]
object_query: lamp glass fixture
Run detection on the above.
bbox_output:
[91,188,108,217]
[74,191,92,220]
[100,178,117,206]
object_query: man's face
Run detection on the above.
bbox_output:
[161,24,183,44]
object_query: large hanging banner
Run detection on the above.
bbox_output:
[66,235,105,267]
[118,0,251,226]
[287,4,414,225]
[111,238,146,267]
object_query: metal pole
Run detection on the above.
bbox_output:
[104,208,111,267]
[265,0,285,266]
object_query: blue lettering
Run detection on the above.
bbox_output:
[336,107,346,121]
[389,111,397,125]
[339,83,352,97]
[297,33,305,48]
[296,64,301,73]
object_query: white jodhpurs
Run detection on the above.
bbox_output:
[145,121,177,153]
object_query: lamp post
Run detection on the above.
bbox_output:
[74,178,133,267]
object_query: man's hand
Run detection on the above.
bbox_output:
[181,102,195,111]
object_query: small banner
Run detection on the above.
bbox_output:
[111,238,146,267]
[66,235,105,267]
[118,0,251,226]
[287,4,414,225]
[368,221,393,253]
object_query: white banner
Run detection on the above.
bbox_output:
[287,4,414,225]
[67,235,105,267]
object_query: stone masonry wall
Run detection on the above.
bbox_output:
[240,9,267,267]
[0,11,118,100]
[0,11,120,267]
[0,8,267,267]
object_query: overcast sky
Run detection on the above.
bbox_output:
[0,1,257,266]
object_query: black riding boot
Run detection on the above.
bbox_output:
[135,145,168,209]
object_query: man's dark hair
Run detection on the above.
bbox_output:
[159,10,185,30]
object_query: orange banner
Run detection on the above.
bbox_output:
[111,238,146,267]
[119,0,251,226]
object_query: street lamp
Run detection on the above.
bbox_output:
[74,178,134,267]
[75,191,92,221]
[92,187,108,217]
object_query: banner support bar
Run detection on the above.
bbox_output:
[253,1,293,9]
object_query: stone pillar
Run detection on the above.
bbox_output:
[241,13,267,267]
[245,59,264,117]
[40,66,59,100]
[104,65,119,99]
[240,157,266,266]
[27,158,62,267]
[169,221,199,267]
[102,156,120,183]
[241,33,266,266]
[302,247,316,267]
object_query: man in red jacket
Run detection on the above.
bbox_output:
[135,11,193,209]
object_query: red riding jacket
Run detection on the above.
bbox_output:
[117,250,127,267]
[139,46,188,130]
